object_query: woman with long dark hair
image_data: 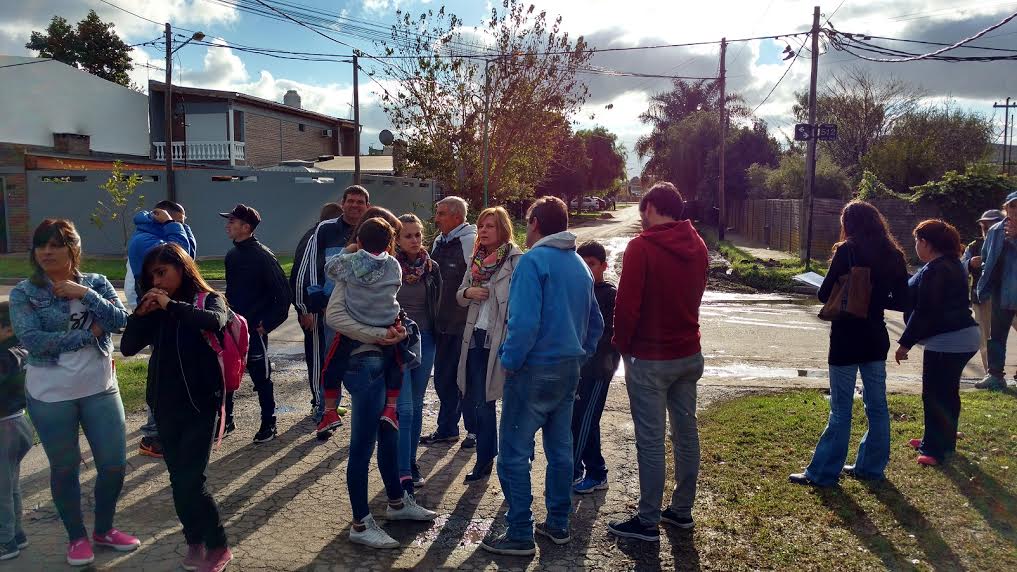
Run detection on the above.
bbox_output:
[791,200,910,486]
[9,219,136,566]
[120,243,232,572]
[895,220,979,466]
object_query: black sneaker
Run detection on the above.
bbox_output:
[224,420,237,436]
[0,538,20,561]
[462,433,477,449]
[535,522,571,545]
[253,420,277,443]
[480,533,536,556]
[138,436,164,459]
[419,432,458,445]
[607,515,660,542]
[14,532,27,549]
[660,508,695,529]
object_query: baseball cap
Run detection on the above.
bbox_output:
[1005,191,1017,207]
[978,209,1005,223]
[219,203,261,229]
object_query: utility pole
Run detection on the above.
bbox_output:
[353,54,361,185]
[994,98,1016,174]
[718,37,727,241]
[164,23,175,202]
[801,6,820,268]
[482,59,492,209]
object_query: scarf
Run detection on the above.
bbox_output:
[471,243,511,286]
[396,247,431,285]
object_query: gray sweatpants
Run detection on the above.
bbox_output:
[624,353,704,525]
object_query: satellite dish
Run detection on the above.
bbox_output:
[379,129,395,145]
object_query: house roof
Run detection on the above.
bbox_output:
[148,80,355,129]
[314,155,394,173]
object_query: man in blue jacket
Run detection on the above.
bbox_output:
[976,190,1017,390]
[481,196,604,556]
[126,200,197,459]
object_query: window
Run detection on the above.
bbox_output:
[298,123,306,132]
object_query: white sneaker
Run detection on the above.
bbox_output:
[386,492,438,521]
[349,515,399,549]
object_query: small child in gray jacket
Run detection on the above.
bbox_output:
[321,218,405,428]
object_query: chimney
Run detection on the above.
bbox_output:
[53,133,91,155]
[283,89,302,109]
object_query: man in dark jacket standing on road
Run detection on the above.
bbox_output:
[294,186,370,422]
[221,204,291,443]
[607,182,709,543]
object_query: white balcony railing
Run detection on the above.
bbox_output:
[152,141,246,162]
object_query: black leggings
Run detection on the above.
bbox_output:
[920,350,976,461]
[157,408,227,549]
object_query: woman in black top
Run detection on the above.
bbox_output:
[120,244,232,572]
[791,201,910,486]
[895,220,979,466]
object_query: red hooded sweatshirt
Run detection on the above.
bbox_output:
[613,220,708,360]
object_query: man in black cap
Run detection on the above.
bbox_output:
[221,204,291,443]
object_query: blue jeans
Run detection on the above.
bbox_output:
[463,331,498,466]
[398,330,435,478]
[26,389,127,540]
[987,294,1015,377]
[343,352,402,521]
[806,361,890,485]
[497,358,581,541]
[0,415,33,544]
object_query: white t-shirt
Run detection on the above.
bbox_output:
[26,299,117,403]
[474,282,494,333]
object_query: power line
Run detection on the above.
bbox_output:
[828,10,1017,62]
[96,0,164,27]
[829,31,1017,54]
[752,36,807,114]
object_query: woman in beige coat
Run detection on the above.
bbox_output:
[456,206,524,483]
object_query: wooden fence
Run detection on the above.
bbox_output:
[727,197,940,259]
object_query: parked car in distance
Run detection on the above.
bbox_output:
[569,197,603,211]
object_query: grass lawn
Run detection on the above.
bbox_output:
[115,358,149,414]
[0,256,294,281]
[697,225,827,291]
[690,390,1017,570]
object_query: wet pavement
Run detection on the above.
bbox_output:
[10,204,1017,570]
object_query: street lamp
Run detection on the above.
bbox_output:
[164,28,205,201]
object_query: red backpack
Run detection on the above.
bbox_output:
[195,292,249,393]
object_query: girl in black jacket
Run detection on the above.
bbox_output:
[895,220,979,466]
[120,243,232,572]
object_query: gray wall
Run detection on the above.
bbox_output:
[26,169,436,257]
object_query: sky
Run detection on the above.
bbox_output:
[3,0,1017,178]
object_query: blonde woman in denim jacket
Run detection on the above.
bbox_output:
[8,220,137,566]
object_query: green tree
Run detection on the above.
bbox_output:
[860,104,992,192]
[792,67,922,175]
[26,10,134,88]
[538,132,590,207]
[377,1,591,205]
[746,152,851,200]
[91,161,145,253]
[577,126,626,194]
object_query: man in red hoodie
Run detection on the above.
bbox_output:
[607,182,709,543]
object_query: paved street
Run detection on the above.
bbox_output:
[10,205,1017,570]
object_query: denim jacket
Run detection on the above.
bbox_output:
[976,221,1017,310]
[9,273,128,366]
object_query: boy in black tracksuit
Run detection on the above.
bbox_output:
[220,204,292,443]
[572,241,621,493]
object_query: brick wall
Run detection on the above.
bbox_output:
[243,111,336,168]
[4,173,29,252]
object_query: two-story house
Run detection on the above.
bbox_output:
[148,81,358,168]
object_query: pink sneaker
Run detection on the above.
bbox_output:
[908,438,922,450]
[66,537,94,566]
[917,455,940,466]
[183,544,205,571]
[93,528,140,552]
[201,546,233,572]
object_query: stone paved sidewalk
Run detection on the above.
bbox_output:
[13,356,753,571]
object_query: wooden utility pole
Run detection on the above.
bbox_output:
[801,6,820,267]
[482,59,492,209]
[718,37,728,241]
[353,54,361,185]
[164,23,175,202]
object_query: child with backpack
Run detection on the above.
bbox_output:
[120,243,234,572]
